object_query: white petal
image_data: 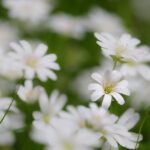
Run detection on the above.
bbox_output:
[111,92,125,105]
[35,44,48,57]
[88,83,103,91]
[20,40,32,54]
[10,42,22,53]
[138,65,150,81]
[91,91,104,101]
[102,94,112,108]
[25,68,35,79]
[91,73,103,84]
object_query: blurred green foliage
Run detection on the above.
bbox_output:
[0,0,150,149]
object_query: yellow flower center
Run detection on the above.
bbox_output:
[127,60,135,66]
[43,114,49,124]
[26,56,38,69]
[26,91,34,99]
[63,143,73,150]
[103,82,114,94]
[115,43,128,53]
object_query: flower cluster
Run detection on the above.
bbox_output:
[0,1,149,150]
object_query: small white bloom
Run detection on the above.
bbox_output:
[43,119,101,150]
[85,7,126,35]
[48,13,86,39]
[72,59,112,100]
[95,32,140,61]
[0,100,24,146]
[2,0,51,26]
[128,76,150,109]
[60,103,142,150]
[120,46,150,80]
[32,90,67,127]
[88,70,130,108]
[8,40,60,81]
[0,21,18,50]
[18,80,43,103]
[0,54,23,80]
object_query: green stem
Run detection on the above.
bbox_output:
[134,114,147,150]
[113,61,117,70]
[0,79,21,124]
[0,98,14,124]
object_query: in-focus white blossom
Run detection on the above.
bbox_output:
[120,46,150,80]
[48,13,86,39]
[95,32,141,61]
[18,80,43,103]
[0,21,18,50]
[40,118,101,150]
[84,7,126,35]
[32,90,67,127]
[72,60,112,100]
[8,40,60,81]
[88,70,130,108]
[3,0,51,26]
[60,103,142,150]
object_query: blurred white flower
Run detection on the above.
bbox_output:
[0,99,24,146]
[88,70,130,108]
[0,111,24,146]
[120,46,150,80]
[44,119,101,150]
[18,80,43,103]
[127,76,150,109]
[0,21,18,50]
[48,13,86,39]
[60,103,142,150]
[3,0,51,26]
[31,90,67,144]
[8,40,60,81]
[95,32,141,61]
[32,90,67,127]
[84,7,126,35]
[0,97,17,112]
[0,54,23,80]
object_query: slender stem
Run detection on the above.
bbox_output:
[113,61,117,70]
[0,98,15,124]
[134,114,147,150]
[0,79,21,124]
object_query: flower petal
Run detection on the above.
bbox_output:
[111,92,125,105]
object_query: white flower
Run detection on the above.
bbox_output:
[119,46,150,80]
[85,7,126,35]
[0,54,23,80]
[18,80,43,103]
[60,103,117,131]
[0,97,17,113]
[2,0,51,26]
[32,90,67,127]
[0,99,24,146]
[128,76,150,109]
[47,13,86,39]
[0,21,18,50]
[0,111,24,145]
[88,70,130,108]
[43,119,101,150]
[60,103,142,150]
[8,40,60,81]
[95,32,140,61]
[72,59,113,100]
